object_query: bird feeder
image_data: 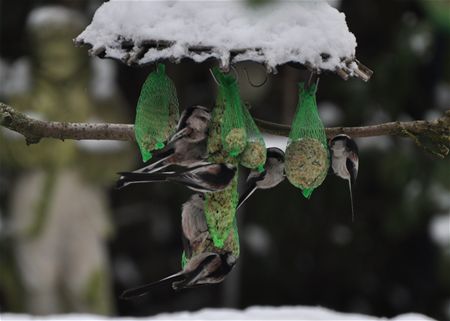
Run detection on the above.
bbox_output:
[76,0,372,251]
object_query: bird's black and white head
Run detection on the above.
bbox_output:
[266,147,285,166]
[329,134,359,184]
[248,147,285,184]
[177,105,211,132]
[183,193,205,211]
[208,163,237,184]
[188,106,211,132]
[329,134,359,220]
[267,147,285,161]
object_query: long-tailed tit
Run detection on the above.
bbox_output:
[120,251,236,299]
[238,147,285,210]
[170,105,211,144]
[120,194,237,299]
[180,194,209,258]
[117,163,237,193]
[329,134,359,220]
[137,105,212,174]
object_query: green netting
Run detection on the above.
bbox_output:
[239,104,267,172]
[213,68,247,157]
[285,82,329,198]
[181,251,187,269]
[134,64,179,162]
[204,174,238,248]
[180,216,240,268]
[230,217,240,258]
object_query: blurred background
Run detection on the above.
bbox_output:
[0,0,449,320]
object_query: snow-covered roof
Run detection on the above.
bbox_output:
[75,0,372,81]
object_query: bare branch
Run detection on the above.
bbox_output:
[253,113,450,138]
[1,102,449,157]
[0,103,134,144]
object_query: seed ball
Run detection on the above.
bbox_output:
[285,138,329,189]
[240,141,266,169]
[224,128,247,156]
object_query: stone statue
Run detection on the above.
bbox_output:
[0,6,132,315]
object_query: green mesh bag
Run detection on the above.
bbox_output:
[134,64,179,162]
[201,72,241,249]
[181,251,188,269]
[213,68,247,157]
[204,175,238,248]
[285,82,329,198]
[239,104,267,172]
[181,218,240,269]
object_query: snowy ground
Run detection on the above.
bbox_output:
[2,306,437,321]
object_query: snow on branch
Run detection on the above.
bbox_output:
[1,103,448,157]
[75,0,372,80]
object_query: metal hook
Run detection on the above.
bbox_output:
[230,65,240,83]
[209,68,220,86]
[243,65,268,88]
[209,66,239,86]
[306,72,320,91]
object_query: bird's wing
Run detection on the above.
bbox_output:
[168,172,217,192]
[173,254,217,289]
[134,146,175,174]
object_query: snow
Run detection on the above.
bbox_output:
[1,306,437,321]
[0,58,31,97]
[76,0,358,72]
[75,139,129,152]
[434,82,450,110]
[429,214,450,250]
[264,133,288,151]
[428,183,450,250]
[243,224,272,256]
[318,101,344,126]
[90,59,119,100]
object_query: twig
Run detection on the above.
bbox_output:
[0,103,134,144]
[1,103,449,155]
[253,114,450,138]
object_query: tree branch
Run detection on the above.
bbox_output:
[0,103,134,144]
[1,102,449,157]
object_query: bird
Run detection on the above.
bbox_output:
[329,134,359,221]
[120,252,237,299]
[237,147,285,210]
[120,194,238,299]
[180,193,209,257]
[136,105,212,174]
[116,163,237,193]
[169,105,211,144]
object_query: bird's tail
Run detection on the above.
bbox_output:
[237,185,257,210]
[116,172,171,189]
[348,179,355,222]
[136,148,174,174]
[120,271,185,299]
